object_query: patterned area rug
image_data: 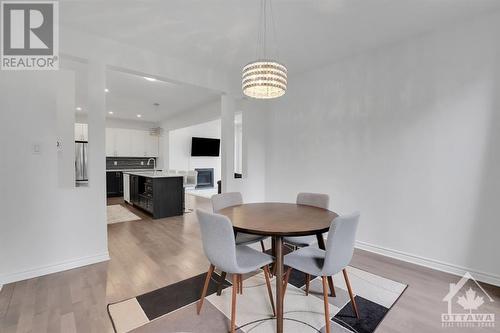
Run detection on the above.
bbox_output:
[108,266,407,333]
[107,205,141,224]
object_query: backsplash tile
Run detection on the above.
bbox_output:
[106,157,157,170]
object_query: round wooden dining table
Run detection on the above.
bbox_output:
[218,202,338,333]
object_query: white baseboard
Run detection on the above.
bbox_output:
[355,241,500,287]
[0,252,110,285]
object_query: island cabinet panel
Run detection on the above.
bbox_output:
[130,175,139,203]
[152,177,184,218]
[128,174,184,219]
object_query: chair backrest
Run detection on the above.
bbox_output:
[296,192,329,209]
[196,209,238,273]
[322,212,360,276]
[211,192,243,212]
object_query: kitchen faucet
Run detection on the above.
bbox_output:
[147,158,156,175]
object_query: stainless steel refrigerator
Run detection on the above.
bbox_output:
[75,141,88,185]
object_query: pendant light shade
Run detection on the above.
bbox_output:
[242,0,287,99]
[242,60,287,99]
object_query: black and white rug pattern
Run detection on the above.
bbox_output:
[108,266,407,333]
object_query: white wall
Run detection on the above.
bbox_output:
[0,70,109,284]
[169,119,222,184]
[159,99,221,170]
[265,13,500,285]
[221,96,268,202]
[158,95,268,202]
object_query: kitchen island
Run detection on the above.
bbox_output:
[125,171,184,219]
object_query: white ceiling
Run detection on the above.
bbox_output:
[105,70,219,122]
[61,59,219,122]
[60,0,500,76]
[60,0,500,121]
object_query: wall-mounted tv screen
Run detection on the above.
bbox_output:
[191,137,220,157]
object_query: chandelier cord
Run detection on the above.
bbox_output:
[256,0,279,60]
[269,0,279,61]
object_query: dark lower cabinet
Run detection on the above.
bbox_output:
[106,171,123,197]
[130,175,139,203]
[129,175,184,219]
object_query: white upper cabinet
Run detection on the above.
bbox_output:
[74,123,88,141]
[130,130,145,157]
[114,128,132,157]
[105,128,116,156]
[145,133,158,157]
[105,128,158,157]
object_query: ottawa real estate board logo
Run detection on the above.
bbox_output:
[442,272,495,328]
[1,1,58,70]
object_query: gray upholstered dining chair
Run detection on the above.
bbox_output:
[211,192,268,251]
[196,209,275,333]
[282,212,361,333]
[283,192,330,247]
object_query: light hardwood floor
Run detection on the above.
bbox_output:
[1,195,499,332]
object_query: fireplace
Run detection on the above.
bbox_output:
[195,168,214,188]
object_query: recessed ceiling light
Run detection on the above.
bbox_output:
[144,77,157,82]
[76,107,82,111]
[104,88,110,93]
[108,111,113,115]
[136,114,142,118]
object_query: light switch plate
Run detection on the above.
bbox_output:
[33,143,41,154]
[56,139,63,152]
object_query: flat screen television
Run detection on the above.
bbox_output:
[191,137,220,157]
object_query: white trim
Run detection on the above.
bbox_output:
[0,252,110,285]
[355,241,500,287]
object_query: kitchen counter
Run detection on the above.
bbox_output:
[124,171,182,178]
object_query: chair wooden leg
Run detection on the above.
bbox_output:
[260,240,266,252]
[282,267,292,301]
[197,264,215,315]
[305,274,311,296]
[321,276,331,333]
[239,274,243,294]
[327,276,336,297]
[263,265,276,316]
[217,271,227,296]
[343,268,360,319]
[231,274,238,333]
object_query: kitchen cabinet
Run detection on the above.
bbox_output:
[130,174,139,203]
[145,133,158,157]
[128,173,183,218]
[123,173,130,203]
[105,128,158,157]
[105,128,115,156]
[130,130,145,157]
[114,128,132,157]
[74,123,88,141]
[106,171,123,197]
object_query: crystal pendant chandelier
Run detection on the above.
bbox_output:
[242,0,287,99]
